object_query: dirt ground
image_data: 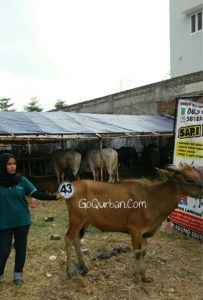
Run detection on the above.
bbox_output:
[0,201,202,300]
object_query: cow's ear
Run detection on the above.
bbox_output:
[156,168,173,179]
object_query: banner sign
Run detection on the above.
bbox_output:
[170,99,203,240]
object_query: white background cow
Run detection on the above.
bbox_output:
[80,147,119,183]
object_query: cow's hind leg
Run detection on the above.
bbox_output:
[53,163,61,184]
[115,166,119,182]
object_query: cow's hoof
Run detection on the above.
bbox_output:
[142,275,153,283]
[133,274,142,283]
[75,264,89,276]
[66,265,76,279]
[67,272,73,279]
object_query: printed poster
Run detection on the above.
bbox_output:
[170,99,203,240]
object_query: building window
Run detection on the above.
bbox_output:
[191,14,196,32]
[191,11,202,33]
[198,11,202,30]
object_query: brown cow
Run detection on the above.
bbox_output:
[64,164,203,282]
[80,147,119,183]
[193,165,203,208]
[194,165,203,180]
[50,149,81,183]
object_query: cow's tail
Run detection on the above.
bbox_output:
[79,224,89,239]
[79,227,85,239]
[116,164,119,182]
[115,152,119,182]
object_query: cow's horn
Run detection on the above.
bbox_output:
[165,165,180,172]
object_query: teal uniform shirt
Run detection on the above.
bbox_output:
[0,176,36,230]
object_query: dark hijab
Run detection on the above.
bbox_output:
[0,153,22,187]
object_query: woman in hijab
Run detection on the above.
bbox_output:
[0,152,62,286]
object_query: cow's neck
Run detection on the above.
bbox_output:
[149,180,181,218]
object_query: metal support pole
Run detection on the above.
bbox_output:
[99,138,103,181]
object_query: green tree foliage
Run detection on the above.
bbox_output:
[0,98,15,111]
[54,99,68,110]
[24,97,43,112]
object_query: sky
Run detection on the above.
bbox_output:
[0,0,170,111]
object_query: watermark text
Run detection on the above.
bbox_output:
[79,198,147,209]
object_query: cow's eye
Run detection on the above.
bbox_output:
[186,179,195,184]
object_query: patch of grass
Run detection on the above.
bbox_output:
[1,200,202,300]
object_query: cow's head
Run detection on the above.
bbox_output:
[156,164,203,199]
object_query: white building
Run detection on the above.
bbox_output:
[170,0,203,77]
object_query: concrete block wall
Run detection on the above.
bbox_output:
[63,71,203,116]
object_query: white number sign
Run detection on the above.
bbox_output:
[58,181,75,199]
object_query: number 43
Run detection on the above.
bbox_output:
[60,183,72,194]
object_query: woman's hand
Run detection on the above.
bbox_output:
[55,193,64,200]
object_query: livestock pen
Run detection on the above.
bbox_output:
[0,112,174,182]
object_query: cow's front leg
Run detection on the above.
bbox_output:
[73,237,90,275]
[64,230,75,278]
[139,238,152,282]
[130,230,152,283]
